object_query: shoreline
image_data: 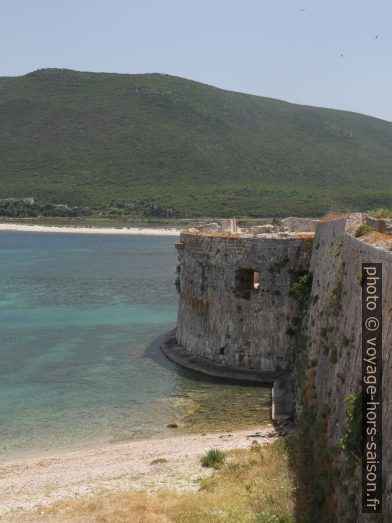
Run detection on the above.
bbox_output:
[0,426,278,519]
[161,332,280,384]
[0,223,181,235]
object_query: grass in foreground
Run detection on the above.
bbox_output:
[200,448,226,469]
[23,440,295,523]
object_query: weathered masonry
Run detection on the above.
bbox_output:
[162,213,392,520]
[175,231,313,376]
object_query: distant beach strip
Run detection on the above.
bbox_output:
[0,224,181,235]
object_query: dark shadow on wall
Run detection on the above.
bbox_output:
[143,329,274,388]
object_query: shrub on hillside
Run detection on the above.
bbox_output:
[354,223,374,238]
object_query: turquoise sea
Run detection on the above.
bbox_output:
[0,232,270,460]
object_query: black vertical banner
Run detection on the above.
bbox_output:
[362,263,382,513]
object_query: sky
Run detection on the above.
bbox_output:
[1,0,391,121]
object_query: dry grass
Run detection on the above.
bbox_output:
[182,229,242,239]
[357,231,392,252]
[290,233,315,239]
[16,440,295,523]
[360,231,392,243]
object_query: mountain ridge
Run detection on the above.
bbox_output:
[0,68,391,217]
[15,68,392,124]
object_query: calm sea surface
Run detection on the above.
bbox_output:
[0,232,271,460]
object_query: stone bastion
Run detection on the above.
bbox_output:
[174,223,314,377]
[161,212,392,518]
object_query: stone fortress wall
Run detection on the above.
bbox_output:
[168,213,392,519]
[302,214,392,519]
[175,221,314,376]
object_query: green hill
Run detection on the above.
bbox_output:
[0,68,391,218]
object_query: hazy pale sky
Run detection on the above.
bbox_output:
[1,0,391,121]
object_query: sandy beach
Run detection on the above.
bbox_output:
[0,426,278,520]
[0,224,181,236]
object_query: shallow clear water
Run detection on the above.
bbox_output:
[0,232,271,460]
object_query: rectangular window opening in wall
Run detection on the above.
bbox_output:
[235,269,260,299]
[253,271,260,290]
